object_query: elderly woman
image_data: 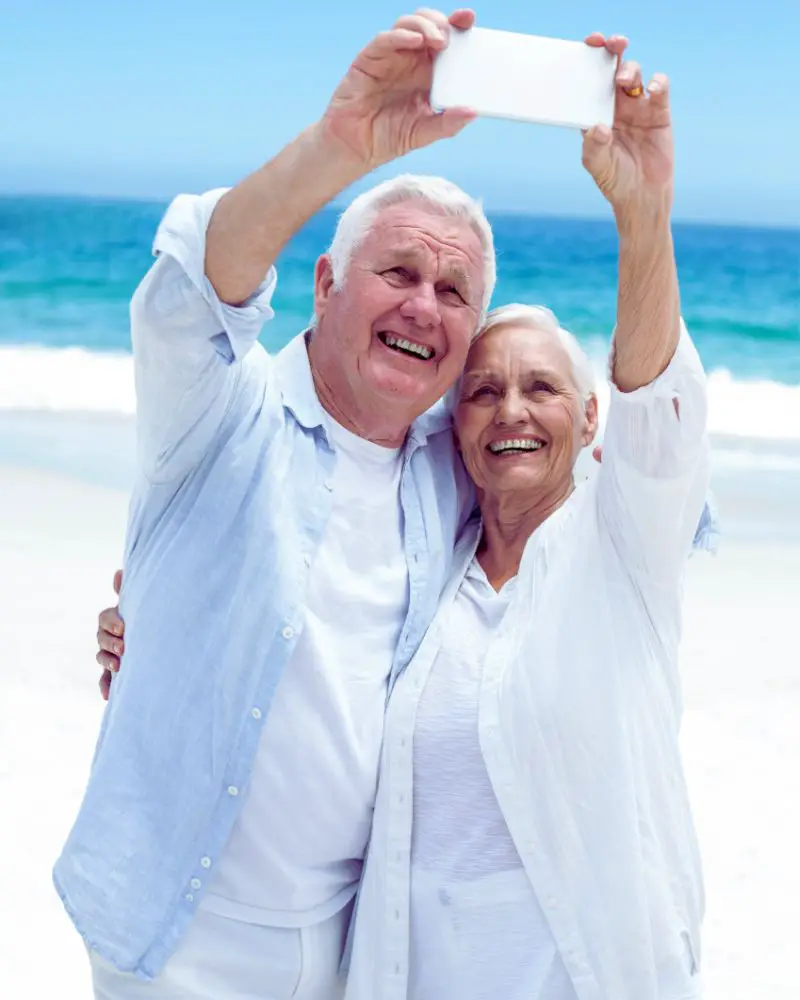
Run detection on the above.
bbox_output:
[342,76,709,1000]
[343,300,708,1000]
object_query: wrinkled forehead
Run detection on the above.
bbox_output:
[358,202,484,279]
[463,323,574,382]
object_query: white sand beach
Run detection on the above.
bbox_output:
[0,457,798,999]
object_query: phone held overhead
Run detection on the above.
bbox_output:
[431,26,618,130]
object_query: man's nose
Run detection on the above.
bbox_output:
[399,283,441,329]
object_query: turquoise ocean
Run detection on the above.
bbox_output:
[1,195,798,539]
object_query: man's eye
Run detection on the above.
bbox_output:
[440,285,465,302]
[472,385,498,398]
[383,267,411,281]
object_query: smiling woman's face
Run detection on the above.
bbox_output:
[455,322,598,502]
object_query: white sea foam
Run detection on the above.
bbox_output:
[0,345,137,415]
[2,345,800,443]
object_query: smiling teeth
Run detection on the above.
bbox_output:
[489,438,544,453]
[384,334,434,360]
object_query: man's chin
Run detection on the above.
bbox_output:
[366,363,443,411]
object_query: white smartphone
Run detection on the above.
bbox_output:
[431,26,617,130]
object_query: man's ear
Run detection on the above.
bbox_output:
[313,254,335,321]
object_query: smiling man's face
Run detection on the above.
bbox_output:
[312,201,486,427]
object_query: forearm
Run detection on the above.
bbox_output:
[612,203,681,393]
[205,121,370,305]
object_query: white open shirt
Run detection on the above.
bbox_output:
[344,328,710,1000]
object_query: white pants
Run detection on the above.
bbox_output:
[90,900,351,1000]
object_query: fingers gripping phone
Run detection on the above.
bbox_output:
[431,26,617,130]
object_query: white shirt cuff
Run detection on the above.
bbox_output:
[608,321,705,403]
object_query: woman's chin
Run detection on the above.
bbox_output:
[485,462,551,494]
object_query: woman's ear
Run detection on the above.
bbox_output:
[582,394,599,448]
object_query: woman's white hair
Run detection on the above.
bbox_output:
[476,303,596,400]
[316,174,496,327]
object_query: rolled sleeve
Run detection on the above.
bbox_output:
[131,189,278,484]
[150,188,277,362]
[597,323,712,583]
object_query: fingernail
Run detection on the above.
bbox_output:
[649,81,661,93]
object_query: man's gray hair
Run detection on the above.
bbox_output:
[315,174,496,329]
[476,303,596,400]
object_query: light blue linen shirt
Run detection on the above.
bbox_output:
[52,189,473,979]
[53,188,719,982]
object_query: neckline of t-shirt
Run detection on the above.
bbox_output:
[467,555,518,599]
[323,413,404,465]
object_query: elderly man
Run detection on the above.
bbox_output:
[57,8,715,1000]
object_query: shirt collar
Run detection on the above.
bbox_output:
[273,329,456,445]
[273,331,328,432]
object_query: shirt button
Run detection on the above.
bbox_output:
[227,785,239,797]
[185,893,194,903]
[251,707,262,720]
[200,857,212,869]
[190,878,201,890]
[282,626,294,640]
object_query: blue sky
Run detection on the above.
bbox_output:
[4,0,797,225]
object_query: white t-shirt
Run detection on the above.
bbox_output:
[410,557,576,1000]
[205,415,409,926]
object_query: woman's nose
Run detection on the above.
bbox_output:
[496,390,528,425]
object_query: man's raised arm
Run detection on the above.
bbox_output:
[205,8,478,306]
[133,8,478,483]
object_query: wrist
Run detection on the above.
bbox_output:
[308,117,374,191]
[614,191,673,243]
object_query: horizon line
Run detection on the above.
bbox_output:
[0,189,798,234]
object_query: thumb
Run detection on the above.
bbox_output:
[581,124,614,187]
[415,106,476,147]
[113,569,123,595]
